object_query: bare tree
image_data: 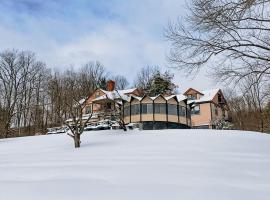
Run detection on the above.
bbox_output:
[57,69,93,148]
[241,75,269,132]
[113,75,129,90]
[79,61,107,94]
[166,0,270,83]
[224,74,270,132]
[0,50,49,137]
[134,66,159,93]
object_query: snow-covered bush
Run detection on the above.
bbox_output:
[211,119,234,130]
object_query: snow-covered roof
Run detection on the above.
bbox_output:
[187,88,220,104]
[131,95,142,101]
[79,98,86,104]
[118,88,137,95]
[65,114,98,122]
[176,94,188,102]
[126,94,187,103]
[150,95,160,100]
[92,89,133,103]
[200,89,220,100]
[99,88,137,95]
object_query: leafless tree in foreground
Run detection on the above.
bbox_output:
[60,70,94,148]
[166,0,270,84]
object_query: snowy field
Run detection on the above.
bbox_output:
[1,129,270,200]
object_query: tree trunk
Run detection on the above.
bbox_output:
[4,122,10,138]
[74,133,81,148]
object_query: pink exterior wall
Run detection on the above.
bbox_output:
[191,103,212,127]
[82,89,105,115]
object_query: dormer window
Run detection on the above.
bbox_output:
[187,94,196,100]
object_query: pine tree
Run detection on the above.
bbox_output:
[146,70,177,96]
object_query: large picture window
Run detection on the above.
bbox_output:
[155,103,166,114]
[168,104,177,115]
[131,104,140,115]
[141,104,153,114]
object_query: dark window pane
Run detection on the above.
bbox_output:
[168,104,177,115]
[155,103,166,114]
[191,105,200,115]
[124,106,130,116]
[142,104,153,114]
[179,106,186,117]
[131,104,140,115]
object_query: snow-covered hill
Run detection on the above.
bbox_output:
[1,129,270,200]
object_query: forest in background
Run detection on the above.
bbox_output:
[0,50,177,138]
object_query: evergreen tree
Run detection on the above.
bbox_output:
[146,70,177,96]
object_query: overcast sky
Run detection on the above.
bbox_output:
[0,0,218,92]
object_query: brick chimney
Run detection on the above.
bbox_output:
[107,80,115,91]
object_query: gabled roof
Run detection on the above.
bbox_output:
[129,95,142,103]
[90,88,138,103]
[164,94,186,102]
[150,94,167,101]
[126,94,187,103]
[118,88,138,95]
[176,94,188,102]
[200,89,220,101]
[184,88,204,95]
[140,94,154,102]
[187,88,220,104]
[100,88,137,96]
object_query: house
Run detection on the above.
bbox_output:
[80,80,139,124]
[184,88,229,129]
[67,80,229,130]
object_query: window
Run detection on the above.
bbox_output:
[95,91,100,98]
[85,106,92,114]
[179,106,186,117]
[187,94,196,100]
[191,105,200,115]
[141,104,153,114]
[168,104,177,115]
[155,103,166,114]
[124,106,130,116]
[131,104,140,115]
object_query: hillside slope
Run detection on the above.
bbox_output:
[0,129,270,200]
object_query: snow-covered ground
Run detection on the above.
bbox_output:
[1,129,270,200]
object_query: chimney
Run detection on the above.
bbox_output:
[107,80,115,91]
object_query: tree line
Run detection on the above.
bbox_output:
[0,50,176,139]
